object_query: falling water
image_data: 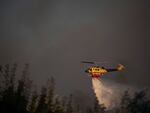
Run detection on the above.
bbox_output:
[92,78,120,110]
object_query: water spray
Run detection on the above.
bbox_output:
[92,78,116,109]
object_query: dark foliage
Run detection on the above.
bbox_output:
[0,64,76,113]
[93,96,106,113]
[0,64,150,113]
[117,89,150,113]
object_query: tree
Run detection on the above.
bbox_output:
[15,64,32,113]
[128,90,150,113]
[66,94,74,113]
[35,87,47,113]
[93,97,106,113]
[0,64,17,113]
[46,77,55,113]
[0,63,31,113]
[27,90,38,113]
[119,90,131,113]
[119,90,150,113]
[53,96,65,113]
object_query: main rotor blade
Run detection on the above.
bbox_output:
[81,61,95,64]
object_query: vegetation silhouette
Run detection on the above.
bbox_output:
[0,64,150,113]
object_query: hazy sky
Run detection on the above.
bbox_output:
[0,0,150,99]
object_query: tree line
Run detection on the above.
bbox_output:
[0,64,150,113]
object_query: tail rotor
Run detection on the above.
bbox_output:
[117,64,125,71]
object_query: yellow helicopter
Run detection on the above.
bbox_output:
[81,61,125,78]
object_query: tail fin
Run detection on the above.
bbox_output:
[117,64,125,71]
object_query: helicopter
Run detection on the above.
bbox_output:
[81,61,125,78]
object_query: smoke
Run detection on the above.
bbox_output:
[92,78,134,110]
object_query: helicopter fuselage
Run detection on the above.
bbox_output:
[85,66,107,78]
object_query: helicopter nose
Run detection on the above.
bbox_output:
[85,70,88,73]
